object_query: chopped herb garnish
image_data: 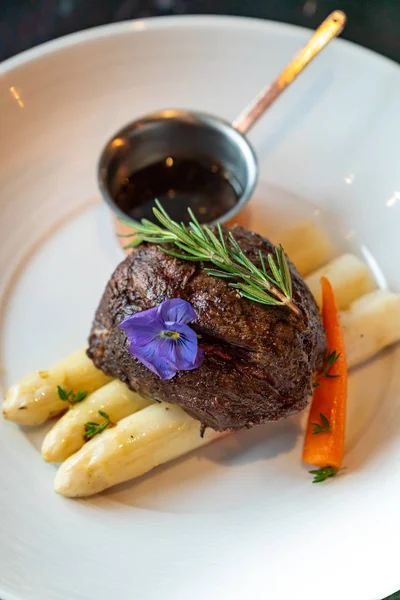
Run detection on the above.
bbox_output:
[57,385,88,406]
[321,350,341,378]
[84,410,112,440]
[313,349,341,387]
[73,390,89,403]
[312,412,331,435]
[309,466,338,483]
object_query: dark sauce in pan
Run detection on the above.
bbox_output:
[115,156,242,224]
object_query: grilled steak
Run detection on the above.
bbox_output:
[88,226,326,431]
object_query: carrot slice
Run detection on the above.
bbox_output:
[302,276,348,470]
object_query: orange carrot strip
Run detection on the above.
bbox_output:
[302,276,348,470]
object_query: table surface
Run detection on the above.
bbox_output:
[0,0,399,64]
[0,2,399,600]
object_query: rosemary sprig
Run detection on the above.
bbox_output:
[312,412,331,435]
[84,410,112,440]
[57,386,87,407]
[120,200,299,314]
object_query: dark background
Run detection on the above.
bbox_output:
[0,0,399,63]
[0,3,399,599]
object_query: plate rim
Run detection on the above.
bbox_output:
[1,14,399,78]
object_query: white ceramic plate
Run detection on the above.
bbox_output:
[1,16,399,600]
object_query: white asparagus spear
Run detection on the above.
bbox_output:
[55,403,224,497]
[2,349,111,426]
[273,220,334,276]
[342,290,400,369]
[41,380,151,463]
[305,253,377,310]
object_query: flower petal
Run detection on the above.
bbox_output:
[160,322,203,370]
[190,347,205,370]
[158,298,198,325]
[120,315,164,348]
[122,305,159,324]
[128,340,177,380]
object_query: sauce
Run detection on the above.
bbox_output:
[114,156,242,224]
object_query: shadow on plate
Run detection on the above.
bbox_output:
[199,415,301,466]
[99,415,301,512]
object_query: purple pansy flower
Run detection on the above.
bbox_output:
[120,298,204,380]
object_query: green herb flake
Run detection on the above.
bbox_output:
[313,349,341,387]
[57,386,88,407]
[309,466,339,483]
[73,390,88,403]
[312,412,331,435]
[57,385,70,402]
[84,410,112,440]
[321,349,341,378]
